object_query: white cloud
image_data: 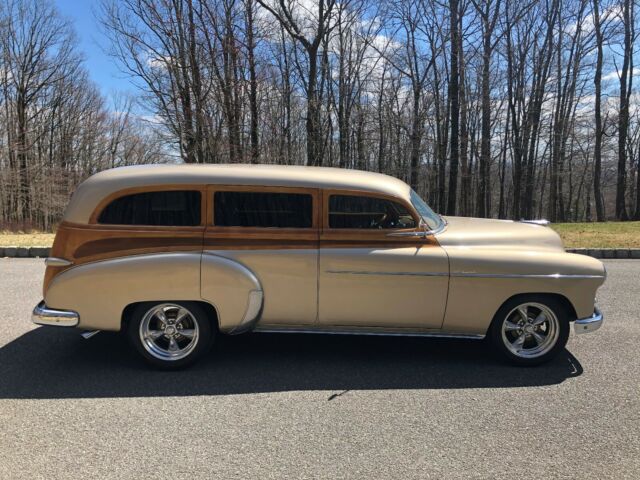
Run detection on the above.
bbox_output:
[603,67,640,81]
[565,4,622,35]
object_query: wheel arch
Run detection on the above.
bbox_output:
[488,292,578,334]
[121,300,220,332]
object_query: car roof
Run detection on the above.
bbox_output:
[63,164,413,224]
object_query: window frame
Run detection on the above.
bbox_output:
[322,189,421,233]
[207,185,321,231]
[90,185,207,229]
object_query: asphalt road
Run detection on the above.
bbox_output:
[0,259,638,479]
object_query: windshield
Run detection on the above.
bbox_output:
[410,189,444,231]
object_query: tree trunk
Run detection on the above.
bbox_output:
[245,0,259,164]
[592,0,605,221]
[616,0,632,220]
[446,0,460,215]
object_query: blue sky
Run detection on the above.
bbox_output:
[54,0,134,99]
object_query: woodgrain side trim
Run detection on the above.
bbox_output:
[74,236,204,258]
[42,221,205,295]
[44,185,437,295]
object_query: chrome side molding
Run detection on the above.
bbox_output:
[326,270,448,277]
[450,272,605,279]
[520,219,551,226]
[45,257,73,267]
[254,326,484,340]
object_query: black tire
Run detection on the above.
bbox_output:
[488,294,571,366]
[127,301,215,369]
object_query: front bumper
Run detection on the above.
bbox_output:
[574,307,603,334]
[32,301,79,327]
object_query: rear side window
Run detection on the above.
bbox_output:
[329,195,416,229]
[214,191,313,228]
[98,190,201,226]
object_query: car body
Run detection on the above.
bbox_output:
[33,164,605,367]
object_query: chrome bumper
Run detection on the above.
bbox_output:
[32,301,79,327]
[574,308,603,334]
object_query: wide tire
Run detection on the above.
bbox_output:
[489,295,570,366]
[127,301,214,369]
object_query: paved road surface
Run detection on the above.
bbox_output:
[0,259,638,479]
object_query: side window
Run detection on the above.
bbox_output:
[98,190,201,226]
[214,191,313,228]
[329,194,416,229]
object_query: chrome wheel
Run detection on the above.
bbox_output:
[139,303,200,361]
[501,302,559,359]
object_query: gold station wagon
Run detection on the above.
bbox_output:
[33,164,605,368]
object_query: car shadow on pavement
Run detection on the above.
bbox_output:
[0,327,583,399]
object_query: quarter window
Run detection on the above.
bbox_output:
[329,195,416,229]
[214,191,313,228]
[98,190,201,226]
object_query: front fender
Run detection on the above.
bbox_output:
[45,252,204,331]
[441,248,606,334]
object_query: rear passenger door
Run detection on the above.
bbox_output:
[203,186,320,326]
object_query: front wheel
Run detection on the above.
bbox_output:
[127,301,214,369]
[489,295,570,366]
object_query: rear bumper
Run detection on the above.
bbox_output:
[574,308,603,334]
[32,301,79,327]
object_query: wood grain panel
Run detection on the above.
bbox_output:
[44,184,438,295]
[43,221,204,295]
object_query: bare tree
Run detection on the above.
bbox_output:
[257,0,337,166]
[616,0,634,220]
[592,0,605,221]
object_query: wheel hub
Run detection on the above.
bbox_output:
[501,302,560,359]
[165,325,177,336]
[139,303,200,361]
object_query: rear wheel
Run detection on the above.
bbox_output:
[127,301,214,369]
[489,295,570,366]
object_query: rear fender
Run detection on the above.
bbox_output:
[45,252,264,333]
[45,253,204,331]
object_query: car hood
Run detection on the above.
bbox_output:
[435,216,564,251]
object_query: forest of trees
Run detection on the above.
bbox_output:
[2,0,640,230]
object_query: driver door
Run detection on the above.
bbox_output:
[318,190,449,329]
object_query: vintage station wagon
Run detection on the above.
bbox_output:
[33,164,605,368]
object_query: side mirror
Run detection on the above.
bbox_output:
[386,219,433,238]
